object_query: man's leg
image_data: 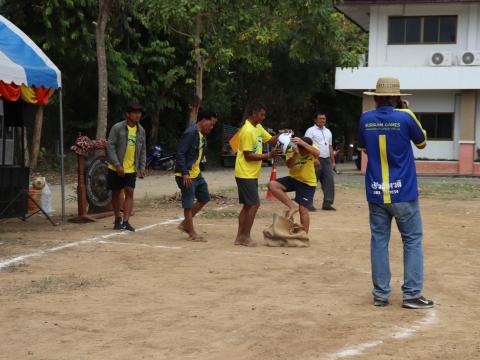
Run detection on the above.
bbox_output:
[393,200,424,300]
[235,204,260,246]
[111,189,122,218]
[120,186,136,231]
[320,158,335,209]
[267,180,298,219]
[235,178,260,246]
[179,177,210,239]
[182,208,197,237]
[298,205,310,233]
[369,203,393,302]
[123,186,134,222]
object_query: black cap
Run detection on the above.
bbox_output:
[126,103,143,113]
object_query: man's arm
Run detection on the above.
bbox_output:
[175,129,194,176]
[139,129,147,178]
[328,130,336,169]
[106,124,121,167]
[243,147,281,162]
[291,138,320,158]
[398,109,427,149]
[175,129,196,188]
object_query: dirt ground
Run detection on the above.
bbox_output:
[0,168,479,360]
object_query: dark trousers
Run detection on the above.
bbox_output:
[316,157,335,207]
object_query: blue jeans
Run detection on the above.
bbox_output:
[369,199,424,301]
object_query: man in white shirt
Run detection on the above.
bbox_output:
[304,112,336,211]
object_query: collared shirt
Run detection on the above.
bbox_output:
[304,125,332,158]
[357,106,427,204]
[286,145,319,187]
[234,119,272,179]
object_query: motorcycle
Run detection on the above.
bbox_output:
[146,144,176,171]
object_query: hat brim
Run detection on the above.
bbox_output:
[363,91,412,96]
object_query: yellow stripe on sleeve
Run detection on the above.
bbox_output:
[379,135,391,204]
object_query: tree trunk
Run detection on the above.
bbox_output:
[29,105,44,170]
[95,0,112,141]
[149,111,160,147]
[188,13,204,125]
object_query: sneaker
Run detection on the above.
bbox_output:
[374,297,388,307]
[121,221,135,232]
[307,205,317,212]
[322,205,336,211]
[402,296,434,309]
[113,217,123,230]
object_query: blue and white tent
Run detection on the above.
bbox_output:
[0,14,65,220]
[0,15,61,89]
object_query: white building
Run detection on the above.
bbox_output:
[335,0,480,175]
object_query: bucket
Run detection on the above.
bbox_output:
[28,188,42,212]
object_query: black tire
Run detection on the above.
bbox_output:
[85,155,112,210]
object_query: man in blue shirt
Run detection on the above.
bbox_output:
[357,77,433,309]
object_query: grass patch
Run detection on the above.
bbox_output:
[202,209,240,218]
[12,274,111,297]
[2,262,29,273]
[0,227,37,233]
[419,183,480,200]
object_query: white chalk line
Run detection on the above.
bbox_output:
[325,309,437,360]
[98,240,182,250]
[0,206,224,269]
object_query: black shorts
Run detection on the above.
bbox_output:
[276,176,315,207]
[107,169,137,190]
[235,177,259,206]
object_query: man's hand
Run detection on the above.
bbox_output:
[291,137,306,147]
[116,165,125,177]
[268,147,282,159]
[139,170,146,179]
[183,174,192,188]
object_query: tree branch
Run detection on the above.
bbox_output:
[168,24,192,38]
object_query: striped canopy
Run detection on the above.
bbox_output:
[0,15,61,89]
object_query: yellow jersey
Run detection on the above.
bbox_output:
[234,119,272,179]
[175,132,204,179]
[108,125,137,173]
[286,145,319,187]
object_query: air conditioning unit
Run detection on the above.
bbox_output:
[429,52,452,66]
[459,51,480,66]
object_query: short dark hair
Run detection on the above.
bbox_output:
[248,102,267,115]
[197,111,217,122]
[313,111,326,120]
[301,137,313,146]
[126,103,143,113]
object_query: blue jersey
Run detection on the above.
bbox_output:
[357,106,427,204]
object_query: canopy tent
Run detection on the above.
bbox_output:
[0,14,65,219]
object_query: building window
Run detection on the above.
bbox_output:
[388,16,457,44]
[418,113,454,140]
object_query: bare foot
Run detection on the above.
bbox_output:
[177,222,189,234]
[188,234,207,242]
[234,236,257,247]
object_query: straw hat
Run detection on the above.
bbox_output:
[363,77,411,96]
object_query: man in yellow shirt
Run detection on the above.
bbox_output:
[106,103,146,232]
[234,102,284,247]
[267,137,320,233]
[175,111,216,241]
